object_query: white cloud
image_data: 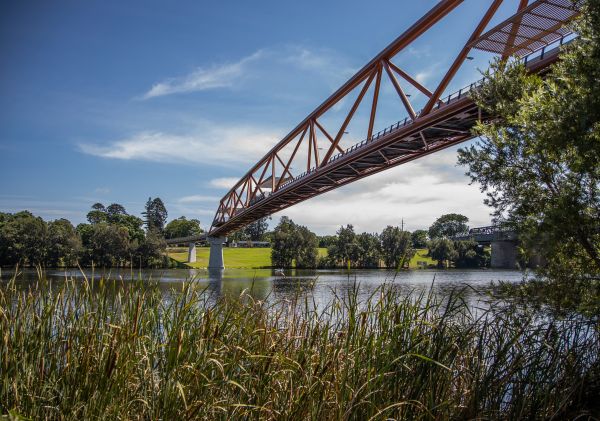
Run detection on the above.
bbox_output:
[141,46,356,100]
[79,123,281,166]
[271,144,492,234]
[143,50,265,99]
[208,177,238,189]
[177,195,220,203]
[94,187,110,194]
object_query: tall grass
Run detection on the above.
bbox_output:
[1,275,598,420]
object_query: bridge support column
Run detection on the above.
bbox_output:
[208,237,226,269]
[491,240,518,269]
[188,242,197,263]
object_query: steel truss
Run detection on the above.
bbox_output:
[209,0,579,236]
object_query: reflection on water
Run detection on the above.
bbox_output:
[1,267,528,308]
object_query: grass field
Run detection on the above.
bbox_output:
[168,247,435,269]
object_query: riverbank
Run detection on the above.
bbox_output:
[2,277,597,419]
[167,247,437,269]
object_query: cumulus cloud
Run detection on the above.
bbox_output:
[142,50,265,99]
[271,144,492,234]
[208,177,238,189]
[177,195,221,203]
[78,123,281,166]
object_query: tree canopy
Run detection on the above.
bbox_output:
[164,217,203,239]
[271,217,318,268]
[143,197,168,233]
[458,2,600,277]
[428,214,469,239]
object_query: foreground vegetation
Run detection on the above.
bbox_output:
[2,277,598,419]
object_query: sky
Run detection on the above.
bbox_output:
[0,0,526,234]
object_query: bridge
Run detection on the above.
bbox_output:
[454,225,522,268]
[198,0,580,269]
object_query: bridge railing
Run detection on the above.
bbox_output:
[468,225,512,235]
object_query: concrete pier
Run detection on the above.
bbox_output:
[188,242,197,263]
[208,236,226,269]
[490,240,518,269]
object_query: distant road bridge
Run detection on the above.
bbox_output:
[454,226,522,268]
[200,0,580,268]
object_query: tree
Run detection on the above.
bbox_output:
[428,214,469,239]
[91,202,105,211]
[110,214,145,246]
[328,225,360,267]
[271,217,318,268]
[453,239,488,269]
[85,223,131,267]
[457,2,600,277]
[164,217,203,239]
[46,219,81,267]
[428,238,457,269]
[271,217,296,267]
[318,235,337,248]
[411,229,428,249]
[294,225,318,268]
[380,226,414,269]
[356,232,381,268]
[135,229,167,268]
[243,216,270,241]
[0,211,47,266]
[106,203,128,223]
[86,209,107,225]
[16,213,48,266]
[143,197,168,233]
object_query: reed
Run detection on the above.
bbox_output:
[1,275,598,420]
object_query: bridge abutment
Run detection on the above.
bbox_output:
[208,236,226,269]
[188,242,197,263]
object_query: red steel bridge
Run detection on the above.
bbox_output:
[208,0,581,242]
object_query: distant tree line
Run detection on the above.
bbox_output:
[270,213,488,269]
[0,197,203,268]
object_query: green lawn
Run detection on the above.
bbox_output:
[169,247,435,269]
[409,248,437,268]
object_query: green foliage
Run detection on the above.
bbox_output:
[453,239,489,268]
[380,226,414,269]
[0,203,168,268]
[356,232,381,268]
[143,197,168,233]
[164,216,203,239]
[2,278,598,419]
[428,213,469,239]
[327,225,360,267]
[411,229,428,248]
[135,229,168,268]
[86,209,107,224]
[458,3,600,279]
[0,211,47,266]
[428,238,457,268]
[81,223,131,267]
[243,216,270,241]
[46,219,81,267]
[493,277,600,319]
[271,217,318,268]
[317,235,337,248]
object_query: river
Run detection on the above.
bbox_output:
[2,267,528,308]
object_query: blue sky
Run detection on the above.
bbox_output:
[0,0,526,234]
